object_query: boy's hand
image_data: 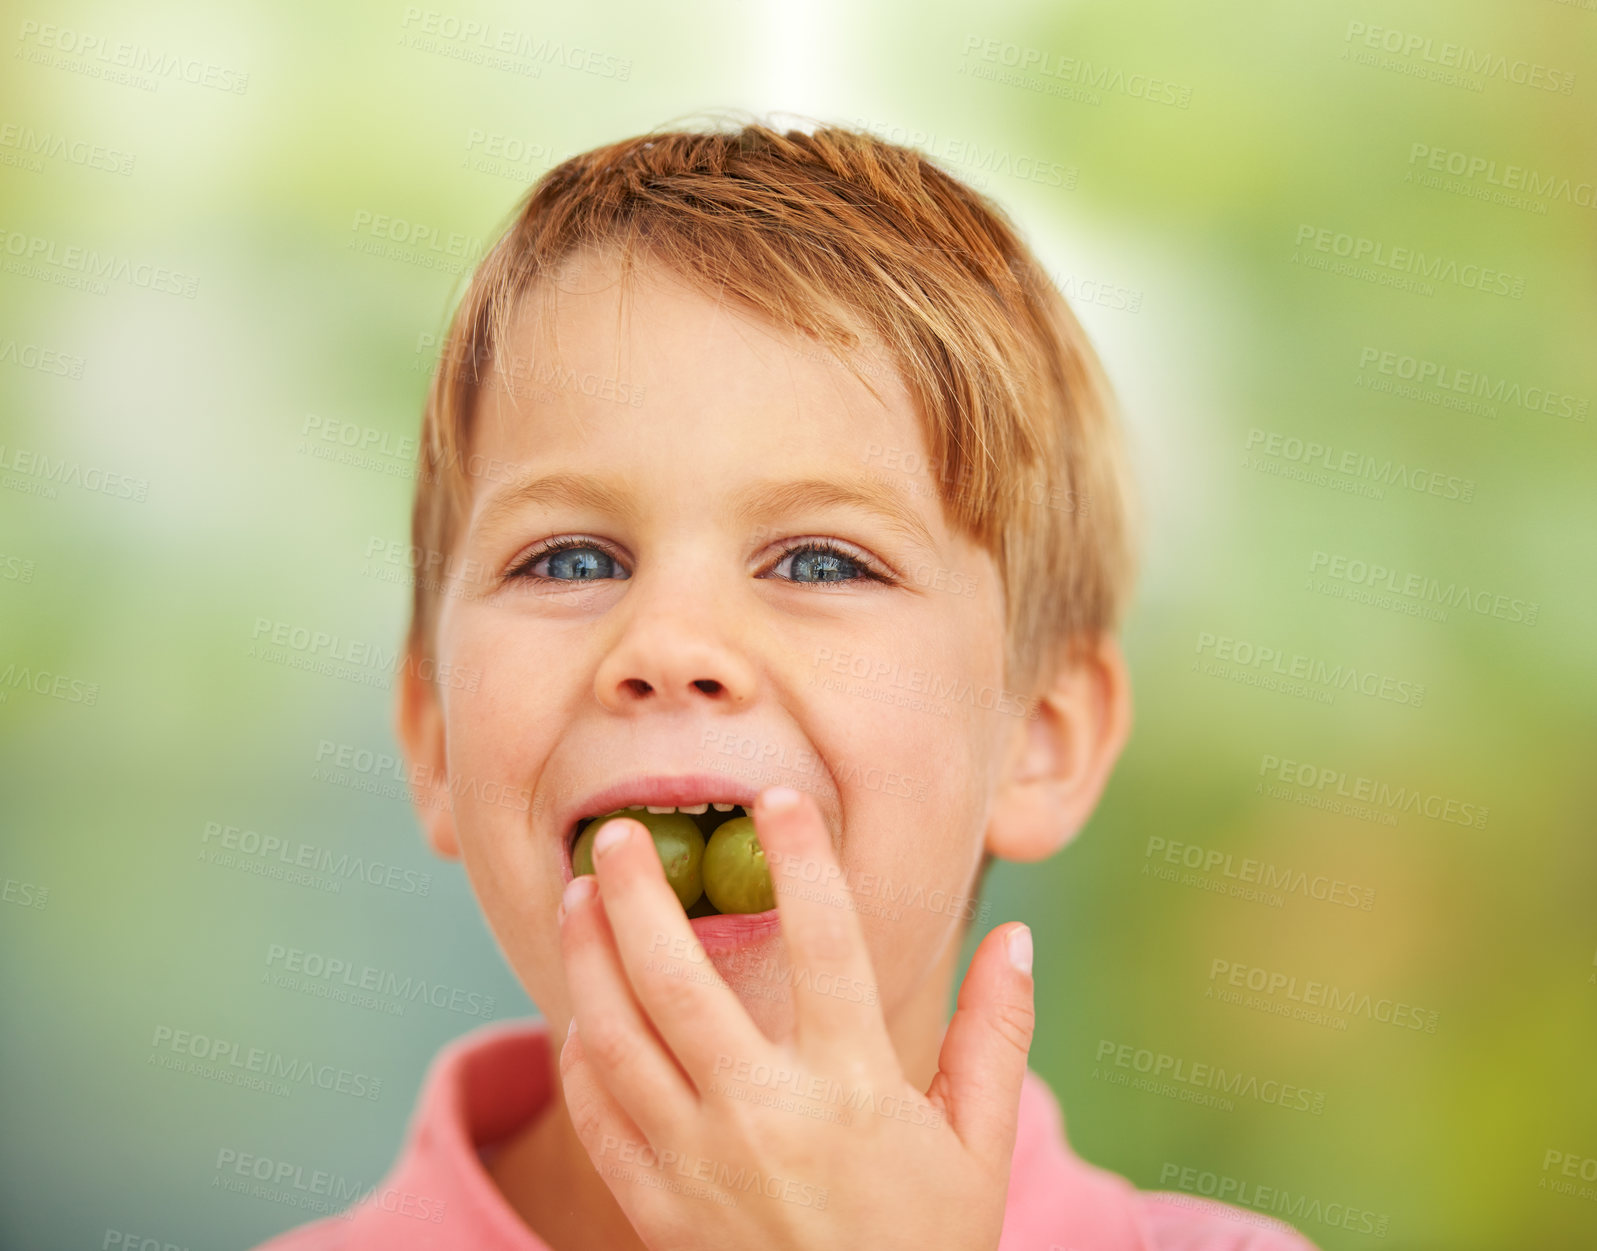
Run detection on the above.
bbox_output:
[556,786,1035,1251]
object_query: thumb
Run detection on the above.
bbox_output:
[927,922,1035,1160]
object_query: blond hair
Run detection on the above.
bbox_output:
[410,119,1139,700]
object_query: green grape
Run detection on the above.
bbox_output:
[685,894,721,919]
[572,807,704,909]
[701,816,776,915]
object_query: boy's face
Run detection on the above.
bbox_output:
[409,247,1021,1040]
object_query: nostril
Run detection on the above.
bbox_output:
[693,679,722,695]
[623,678,652,697]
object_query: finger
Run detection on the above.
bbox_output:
[557,1022,670,1211]
[586,816,768,1086]
[926,921,1035,1160]
[560,872,699,1139]
[754,786,893,1064]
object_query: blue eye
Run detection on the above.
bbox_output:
[510,540,629,583]
[547,547,620,580]
[771,542,877,584]
[505,537,890,587]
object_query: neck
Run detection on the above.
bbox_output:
[488,928,962,1248]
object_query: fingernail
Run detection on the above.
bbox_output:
[762,786,800,812]
[561,874,597,919]
[566,1016,578,1039]
[1006,924,1033,974]
[592,818,631,858]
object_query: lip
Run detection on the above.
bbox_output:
[688,907,782,954]
[556,771,764,884]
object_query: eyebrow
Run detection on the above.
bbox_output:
[734,475,938,554]
[471,470,644,540]
[469,469,938,554]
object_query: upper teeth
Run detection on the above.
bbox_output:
[575,801,745,830]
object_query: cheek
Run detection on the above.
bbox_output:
[814,623,996,1005]
[438,763,567,1014]
[817,605,1000,842]
[439,621,569,988]
[445,616,564,812]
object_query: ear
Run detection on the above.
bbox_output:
[986,633,1133,862]
[396,650,461,860]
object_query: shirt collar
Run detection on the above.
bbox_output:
[332,1017,1146,1250]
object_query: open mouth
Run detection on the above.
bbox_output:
[566,801,757,918]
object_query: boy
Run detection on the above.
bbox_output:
[257,122,1317,1250]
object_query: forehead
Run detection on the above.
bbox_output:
[468,247,929,481]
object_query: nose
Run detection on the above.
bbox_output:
[593,577,758,712]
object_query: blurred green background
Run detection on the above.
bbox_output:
[2,0,1593,1247]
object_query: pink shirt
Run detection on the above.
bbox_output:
[251,1020,1318,1250]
